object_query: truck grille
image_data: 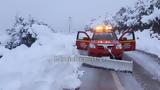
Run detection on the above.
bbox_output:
[97,44,114,48]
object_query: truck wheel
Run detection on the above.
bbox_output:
[110,55,122,60]
[75,87,80,90]
[115,57,122,60]
[109,55,114,59]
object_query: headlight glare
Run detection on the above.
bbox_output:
[116,44,122,49]
[89,43,96,48]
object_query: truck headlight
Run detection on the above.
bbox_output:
[116,44,122,49]
[89,43,96,48]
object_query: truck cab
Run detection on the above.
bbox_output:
[76,25,136,60]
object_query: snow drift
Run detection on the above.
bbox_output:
[0,21,82,90]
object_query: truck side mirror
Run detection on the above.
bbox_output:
[120,37,127,41]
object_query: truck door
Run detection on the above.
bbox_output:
[119,31,136,51]
[76,31,90,50]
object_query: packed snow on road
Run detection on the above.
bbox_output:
[0,22,82,90]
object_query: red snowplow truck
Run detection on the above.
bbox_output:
[76,25,136,60]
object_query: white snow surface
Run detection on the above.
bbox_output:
[0,24,82,90]
[0,30,10,46]
[135,30,160,58]
[125,51,160,81]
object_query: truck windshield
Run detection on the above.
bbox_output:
[92,33,117,40]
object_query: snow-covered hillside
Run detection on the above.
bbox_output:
[0,18,82,90]
[113,0,160,34]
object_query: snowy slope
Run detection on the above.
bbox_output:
[135,30,160,58]
[0,24,82,90]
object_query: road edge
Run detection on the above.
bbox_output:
[136,50,160,60]
[111,71,125,90]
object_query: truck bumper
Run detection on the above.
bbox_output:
[88,48,123,59]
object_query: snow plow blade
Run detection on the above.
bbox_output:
[82,56,133,72]
[53,56,133,72]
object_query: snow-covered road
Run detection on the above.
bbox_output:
[78,50,142,90]
[80,66,117,90]
[79,63,143,90]
[78,50,160,90]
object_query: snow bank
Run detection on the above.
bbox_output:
[135,30,160,58]
[0,24,82,90]
[125,51,160,81]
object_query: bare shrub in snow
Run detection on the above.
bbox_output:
[5,16,55,49]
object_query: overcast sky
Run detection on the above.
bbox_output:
[0,0,136,31]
